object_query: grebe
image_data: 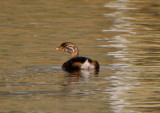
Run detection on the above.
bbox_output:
[56,42,99,72]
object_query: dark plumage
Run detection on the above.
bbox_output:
[56,42,100,72]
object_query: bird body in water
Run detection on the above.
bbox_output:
[56,42,99,72]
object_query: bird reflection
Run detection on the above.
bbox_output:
[62,69,99,89]
[65,69,99,78]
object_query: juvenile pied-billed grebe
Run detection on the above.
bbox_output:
[56,42,100,72]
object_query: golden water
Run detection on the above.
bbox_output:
[0,0,160,113]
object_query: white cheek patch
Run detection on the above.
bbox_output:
[66,46,74,53]
[70,47,74,53]
[64,47,73,53]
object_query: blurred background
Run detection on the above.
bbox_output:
[0,0,160,113]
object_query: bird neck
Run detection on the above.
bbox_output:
[71,47,79,58]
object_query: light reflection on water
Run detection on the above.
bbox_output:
[102,0,160,112]
[0,0,160,113]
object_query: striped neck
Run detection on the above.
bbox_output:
[71,47,79,58]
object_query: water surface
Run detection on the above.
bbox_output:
[0,0,160,113]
